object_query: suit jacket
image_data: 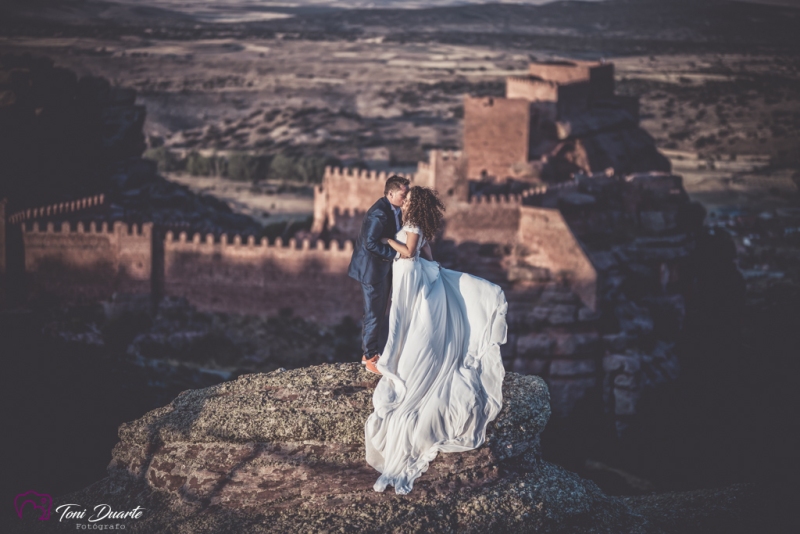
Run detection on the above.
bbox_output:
[348,197,399,285]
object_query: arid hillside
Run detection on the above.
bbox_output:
[2,2,798,170]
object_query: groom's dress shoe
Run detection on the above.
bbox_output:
[365,356,382,375]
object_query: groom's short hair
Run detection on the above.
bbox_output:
[384,175,410,196]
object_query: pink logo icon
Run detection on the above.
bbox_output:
[14,490,52,521]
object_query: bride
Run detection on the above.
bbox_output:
[364,185,508,495]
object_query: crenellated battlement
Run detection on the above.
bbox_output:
[519,181,579,198]
[521,186,549,198]
[164,230,354,253]
[314,164,420,236]
[323,166,416,185]
[8,194,105,225]
[15,214,360,322]
[467,194,523,206]
[23,218,152,237]
[162,225,361,323]
[20,217,152,304]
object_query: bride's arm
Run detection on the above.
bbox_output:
[421,242,433,261]
[382,232,419,258]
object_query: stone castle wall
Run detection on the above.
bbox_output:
[8,194,105,224]
[21,220,152,303]
[528,61,594,84]
[311,164,606,417]
[528,60,614,99]
[556,81,591,118]
[415,150,468,201]
[508,286,603,420]
[163,232,361,324]
[14,218,363,324]
[506,77,558,108]
[308,151,598,312]
[465,60,639,181]
[443,195,523,247]
[311,168,419,235]
[312,150,466,237]
[516,206,597,311]
[463,97,532,180]
[6,199,592,324]
[505,77,592,122]
[311,151,525,250]
[587,63,615,100]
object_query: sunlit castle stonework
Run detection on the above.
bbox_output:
[463,59,669,182]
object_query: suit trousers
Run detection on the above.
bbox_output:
[360,271,392,358]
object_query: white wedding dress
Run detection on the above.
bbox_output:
[365,224,508,495]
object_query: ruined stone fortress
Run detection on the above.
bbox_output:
[312,151,597,311]
[312,59,674,311]
[1,60,689,426]
[464,59,667,182]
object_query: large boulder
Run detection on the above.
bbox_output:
[9,363,755,533]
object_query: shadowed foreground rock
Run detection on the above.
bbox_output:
[11,363,756,533]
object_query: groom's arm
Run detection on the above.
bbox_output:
[363,209,396,261]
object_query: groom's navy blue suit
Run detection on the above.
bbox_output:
[348,197,399,358]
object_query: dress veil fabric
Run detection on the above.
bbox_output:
[365,225,508,495]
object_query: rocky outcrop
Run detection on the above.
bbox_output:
[10,363,754,533]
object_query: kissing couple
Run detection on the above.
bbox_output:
[346,175,509,495]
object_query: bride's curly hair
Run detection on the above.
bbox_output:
[402,186,445,241]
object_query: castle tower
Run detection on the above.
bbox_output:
[462,59,643,182]
[527,59,614,101]
[311,167,413,238]
[463,96,535,181]
[504,60,614,122]
[417,150,469,203]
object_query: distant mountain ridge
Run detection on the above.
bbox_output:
[102,0,799,11]
[2,0,797,54]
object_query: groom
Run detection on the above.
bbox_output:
[348,175,410,374]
